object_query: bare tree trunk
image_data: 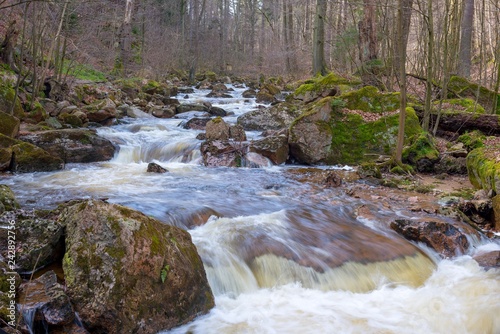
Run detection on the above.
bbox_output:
[358,0,377,62]
[395,0,407,165]
[312,0,327,75]
[422,0,434,132]
[457,0,474,78]
[0,20,19,72]
[117,0,135,75]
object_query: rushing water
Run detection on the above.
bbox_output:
[2,85,499,334]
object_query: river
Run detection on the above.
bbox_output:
[2,85,499,334]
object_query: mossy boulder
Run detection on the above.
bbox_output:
[402,133,440,172]
[26,101,48,123]
[289,97,423,165]
[467,137,500,194]
[237,102,301,131]
[435,98,485,114]
[340,86,400,113]
[18,129,116,163]
[60,200,214,334]
[0,133,64,173]
[0,78,25,119]
[448,76,500,114]
[0,185,20,212]
[293,73,358,103]
[457,130,485,152]
[0,112,20,138]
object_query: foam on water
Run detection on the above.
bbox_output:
[164,257,500,334]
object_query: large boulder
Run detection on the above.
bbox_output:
[205,117,230,141]
[0,260,21,327]
[390,219,471,258]
[18,129,116,163]
[61,200,214,333]
[0,78,25,119]
[0,133,64,173]
[0,112,20,138]
[288,97,422,165]
[237,102,301,131]
[0,209,65,272]
[200,140,242,167]
[293,73,355,103]
[249,132,289,165]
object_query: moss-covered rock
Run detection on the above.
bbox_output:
[25,101,47,123]
[293,73,360,103]
[402,133,440,172]
[19,129,116,163]
[58,112,83,128]
[435,98,485,114]
[0,78,25,119]
[467,137,500,194]
[60,200,214,333]
[457,130,485,152]
[0,112,20,138]
[0,185,19,212]
[0,133,64,173]
[340,86,400,113]
[289,97,423,165]
[0,260,21,326]
[448,76,500,114]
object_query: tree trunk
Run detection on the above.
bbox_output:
[422,0,434,132]
[118,0,135,75]
[0,20,19,72]
[415,110,500,136]
[312,0,327,75]
[358,0,377,62]
[457,0,474,78]
[395,0,407,165]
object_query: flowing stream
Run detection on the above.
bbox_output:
[2,85,500,334]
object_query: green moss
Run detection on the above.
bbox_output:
[63,61,107,82]
[457,130,485,151]
[0,78,25,119]
[402,132,440,165]
[358,162,382,178]
[59,113,83,128]
[325,106,421,164]
[435,98,485,114]
[340,86,400,113]
[448,76,499,113]
[294,73,359,97]
[467,146,500,193]
[0,112,20,137]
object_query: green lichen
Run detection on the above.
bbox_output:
[0,112,20,137]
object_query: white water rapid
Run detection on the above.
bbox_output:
[2,85,499,334]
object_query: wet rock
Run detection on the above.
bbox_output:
[85,106,116,125]
[390,219,470,258]
[243,152,271,168]
[249,132,288,165]
[18,271,76,329]
[123,105,153,118]
[206,118,230,141]
[208,106,227,117]
[256,84,281,104]
[0,133,64,173]
[147,162,168,173]
[0,260,22,327]
[151,105,176,119]
[0,209,64,272]
[18,129,116,163]
[200,140,243,167]
[323,171,342,187]
[237,102,301,131]
[473,251,500,269]
[0,112,20,138]
[176,103,209,114]
[229,124,246,142]
[165,206,221,230]
[0,148,11,171]
[206,84,232,98]
[242,89,257,98]
[61,200,214,333]
[182,117,211,130]
[0,185,20,213]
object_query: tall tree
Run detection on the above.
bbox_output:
[117,0,135,75]
[358,0,377,62]
[395,0,407,165]
[312,0,327,75]
[457,0,474,78]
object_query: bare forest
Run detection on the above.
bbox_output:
[0,0,499,93]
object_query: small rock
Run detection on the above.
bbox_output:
[147,162,168,173]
